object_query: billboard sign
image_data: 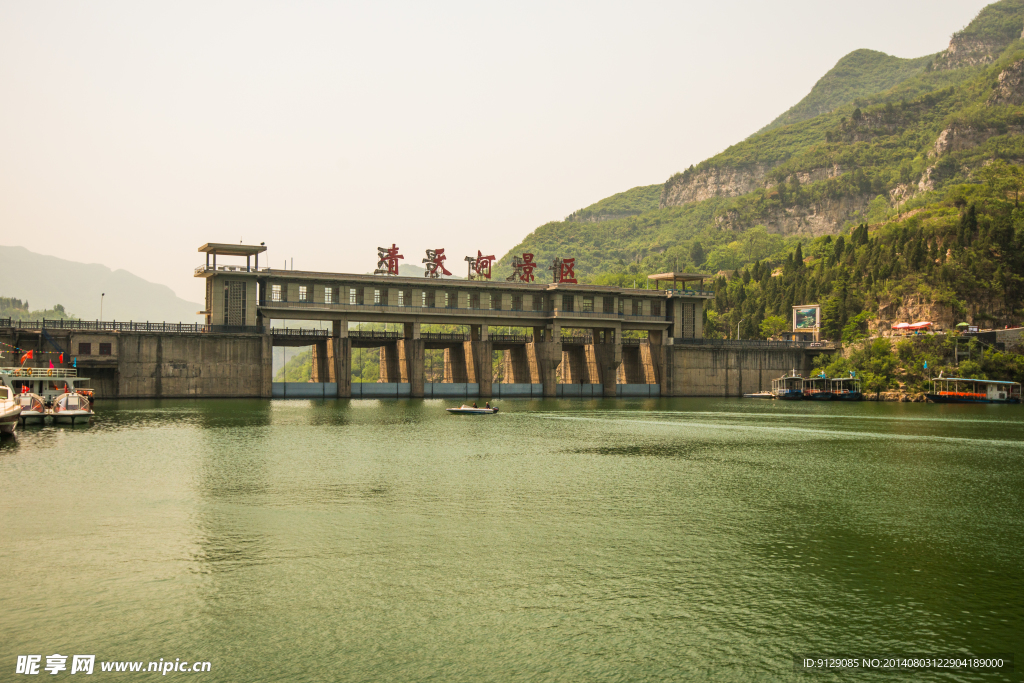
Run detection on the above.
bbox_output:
[793,305,821,331]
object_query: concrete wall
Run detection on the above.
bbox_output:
[117,333,272,398]
[664,345,813,397]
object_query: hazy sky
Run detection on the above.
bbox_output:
[0,0,991,306]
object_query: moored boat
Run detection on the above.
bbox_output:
[771,371,803,400]
[16,392,47,424]
[926,377,1021,404]
[801,375,833,401]
[829,375,863,401]
[52,392,95,424]
[0,367,93,408]
[0,384,22,434]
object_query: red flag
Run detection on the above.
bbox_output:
[20,350,33,363]
[49,360,54,369]
[59,353,64,364]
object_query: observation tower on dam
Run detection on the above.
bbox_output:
[195,242,713,399]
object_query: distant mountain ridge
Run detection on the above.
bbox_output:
[0,245,202,323]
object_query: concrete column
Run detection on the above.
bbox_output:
[528,339,562,397]
[261,333,273,397]
[329,337,351,397]
[506,346,531,383]
[593,341,622,397]
[561,346,587,384]
[332,318,348,338]
[463,340,493,398]
[311,340,330,382]
[444,346,469,383]
[471,324,488,341]
[379,343,400,382]
[403,321,421,339]
[398,338,424,397]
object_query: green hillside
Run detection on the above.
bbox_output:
[496,0,1024,336]
[759,49,935,134]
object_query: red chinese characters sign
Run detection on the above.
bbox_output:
[374,244,403,276]
[507,253,539,283]
[422,248,452,278]
[465,250,496,280]
[549,257,577,284]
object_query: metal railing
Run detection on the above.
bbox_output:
[270,328,329,337]
[673,338,840,349]
[0,367,79,378]
[421,332,469,341]
[664,288,715,297]
[195,264,257,274]
[560,334,594,344]
[350,331,404,340]
[2,319,215,333]
[488,334,533,343]
[0,319,271,334]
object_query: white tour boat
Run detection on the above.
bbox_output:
[0,384,22,434]
[16,392,48,424]
[52,392,94,425]
[0,366,93,408]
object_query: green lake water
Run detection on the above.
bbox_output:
[1,398,1022,681]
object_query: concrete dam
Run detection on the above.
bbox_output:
[0,243,836,399]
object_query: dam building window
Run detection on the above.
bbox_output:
[561,294,574,313]
[272,284,281,302]
[398,290,404,307]
[99,343,112,356]
[325,287,333,304]
[374,288,381,304]
[299,286,308,302]
[582,296,594,312]
[533,296,544,312]
[651,301,661,317]
[512,294,523,311]
[618,298,624,315]
[78,343,92,355]
[349,288,357,305]
[444,292,452,308]
[422,291,428,307]
[491,293,501,310]
[470,292,480,309]
[603,296,614,313]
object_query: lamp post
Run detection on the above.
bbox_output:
[100,293,105,322]
[736,318,745,340]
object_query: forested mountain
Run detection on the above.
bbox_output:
[495,0,1024,337]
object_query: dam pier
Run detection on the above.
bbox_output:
[0,243,836,399]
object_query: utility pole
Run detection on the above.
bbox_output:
[100,293,105,322]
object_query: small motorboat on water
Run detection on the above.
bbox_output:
[446,404,499,415]
[0,384,22,434]
[52,391,94,425]
[16,392,47,424]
